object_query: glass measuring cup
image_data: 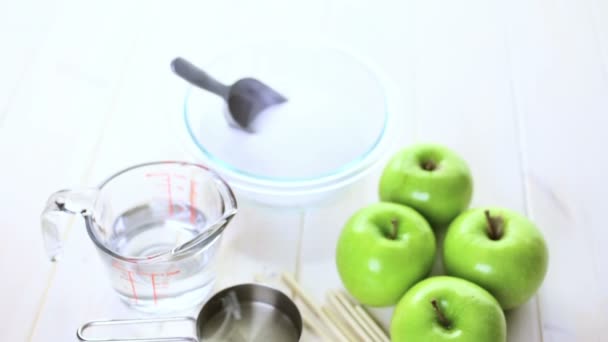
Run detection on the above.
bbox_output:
[41,161,237,312]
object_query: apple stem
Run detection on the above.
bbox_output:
[422,160,437,171]
[484,210,503,240]
[431,299,451,329]
[389,218,399,240]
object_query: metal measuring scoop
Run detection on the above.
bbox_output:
[76,284,302,342]
[171,57,287,132]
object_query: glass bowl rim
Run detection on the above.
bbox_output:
[182,42,393,186]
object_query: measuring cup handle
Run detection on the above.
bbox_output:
[40,188,98,261]
[77,316,198,342]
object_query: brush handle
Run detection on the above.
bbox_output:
[171,57,230,99]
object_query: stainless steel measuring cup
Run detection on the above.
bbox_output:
[41,161,238,312]
[77,283,303,342]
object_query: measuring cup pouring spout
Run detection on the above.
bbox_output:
[40,161,238,312]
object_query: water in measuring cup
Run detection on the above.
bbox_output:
[105,200,221,312]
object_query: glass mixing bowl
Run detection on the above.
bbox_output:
[178,42,397,206]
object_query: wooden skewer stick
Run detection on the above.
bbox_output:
[335,291,388,341]
[317,306,349,341]
[281,273,323,316]
[280,273,348,342]
[322,305,360,342]
[327,290,373,340]
[354,305,390,342]
[303,312,334,342]
[334,290,387,342]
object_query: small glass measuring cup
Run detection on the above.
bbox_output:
[41,161,237,312]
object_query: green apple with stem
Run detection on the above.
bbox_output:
[379,143,473,228]
[391,276,506,342]
[443,207,549,310]
[336,202,436,307]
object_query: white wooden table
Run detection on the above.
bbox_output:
[1,0,606,341]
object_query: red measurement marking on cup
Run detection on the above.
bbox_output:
[166,177,173,215]
[127,271,138,304]
[137,269,181,277]
[111,262,138,304]
[135,270,181,305]
[166,270,181,276]
[111,260,124,270]
[189,180,197,223]
[146,173,173,215]
[151,273,158,304]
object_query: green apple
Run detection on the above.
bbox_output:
[379,143,473,228]
[443,207,549,310]
[335,202,436,307]
[391,276,506,342]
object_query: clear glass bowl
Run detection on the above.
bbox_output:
[179,42,397,206]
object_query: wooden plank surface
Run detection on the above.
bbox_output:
[590,0,608,79]
[0,1,157,340]
[0,0,606,341]
[0,0,61,126]
[506,0,608,340]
